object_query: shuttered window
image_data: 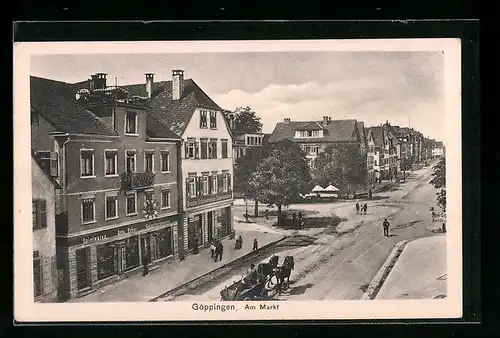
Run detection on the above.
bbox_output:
[32,200,47,230]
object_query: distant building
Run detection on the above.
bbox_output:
[225,111,265,164]
[268,116,367,170]
[432,141,445,157]
[32,150,61,302]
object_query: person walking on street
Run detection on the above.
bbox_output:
[210,241,216,259]
[265,208,269,220]
[355,202,360,214]
[214,241,220,262]
[253,238,259,251]
[369,188,373,199]
[363,203,368,215]
[215,241,224,262]
[383,218,390,237]
[142,255,149,276]
[298,212,303,229]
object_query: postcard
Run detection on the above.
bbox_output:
[14,38,462,322]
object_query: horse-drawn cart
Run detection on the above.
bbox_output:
[220,279,269,301]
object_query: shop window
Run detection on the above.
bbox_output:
[33,251,42,298]
[80,150,94,177]
[210,111,217,129]
[155,227,173,259]
[32,199,47,230]
[125,237,140,270]
[81,198,95,224]
[105,150,118,176]
[202,176,209,195]
[161,151,170,172]
[125,111,138,135]
[97,243,116,280]
[105,195,118,220]
[222,140,228,158]
[126,192,137,215]
[161,190,170,209]
[144,151,154,172]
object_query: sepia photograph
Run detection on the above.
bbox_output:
[14,39,462,321]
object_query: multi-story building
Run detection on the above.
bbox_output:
[122,70,234,254]
[31,75,183,300]
[268,116,367,170]
[32,150,61,302]
[225,111,265,163]
[367,126,389,181]
[365,129,376,186]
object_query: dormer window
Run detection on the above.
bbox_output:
[295,130,323,138]
[125,111,138,135]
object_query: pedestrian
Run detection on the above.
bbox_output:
[292,212,297,221]
[355,202,360,214]
[369,188,372,199]
[298,212,303,229]
[265,208,269,220]
[363,203,368,215]
[217,241,224,261]
[253,238,259,251]
[213,241,220,262]
[142,255,149,276]
[210,241,216,259]
[383,218,390,237]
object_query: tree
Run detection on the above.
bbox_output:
[225,106,263,133]
[249,140,311,223]
[430,157,446,211]
[234,147,265,217]
[311,143,367,192]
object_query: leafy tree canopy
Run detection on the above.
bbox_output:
[430,157,446,212]
[225,106,263,133]
[311,143,367,190]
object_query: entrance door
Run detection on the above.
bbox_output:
[75,248,90,290]
[207,212,214,242]
[141,235,151,263]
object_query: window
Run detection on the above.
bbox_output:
[80,150,94,177]
[188,177,196,198]
[209,140,218,159]
[202,176,209,195]
[97,243,116,280]
[161,151,170,172]
[33,252,41,298]
[210,111,217,128]
[126,150,136,173]
[105,150,117,176]
[222,140,228,158]
[126,192,137,215]
[144,151,154,172]
[81,197,95,223]
[296,130,323,138]
[32,199,47,230]
[31,112,39,127]
[105,195,118,220]
[186,141,195,159]
[161,189,171,209]
[211,175,218,194]
[200,140,208,159]
[125,111,138,134]
[222,174,228,192]
[200,110,208,128]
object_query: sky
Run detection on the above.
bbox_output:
[31,51,444,140]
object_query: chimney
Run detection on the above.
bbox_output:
[322,116,329,126]
[284,118,290,124]
[95,73,107,90]
[145,73,154,98]
[89,74,98,91]
[172,70,185,100]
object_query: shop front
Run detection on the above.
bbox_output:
[187,214,203,251]
[58,214,180,299]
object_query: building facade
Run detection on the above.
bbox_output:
[32,151,60,302]
[31,75,183,300]
[122,70,234,254]
[365,129,376,185]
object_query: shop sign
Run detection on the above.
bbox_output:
[186,192,232,208]
[66,215,179,247]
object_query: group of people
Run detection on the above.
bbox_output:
[239,262,278,299]
[356,201,368,214]
[209,240,224,262]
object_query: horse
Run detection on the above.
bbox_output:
[275,256,295,294]
[257,255,279,278]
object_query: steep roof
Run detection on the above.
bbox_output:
[121,79,222,136]
[268,119,362,144]
[30,76,118,136]
[356,121,367,146]
[369,126,386,148]
[31,149,62,189]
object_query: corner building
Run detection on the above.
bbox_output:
[31,75,183,300]
[122,70,234,254]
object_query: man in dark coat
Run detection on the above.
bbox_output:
[217,241,224,261]
[142,255,149,276]
[383,218,390,237]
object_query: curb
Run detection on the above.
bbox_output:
[148,235,288,302]
[361,240,410,300]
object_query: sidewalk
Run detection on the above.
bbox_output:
[376,234,447,299]
[70,227,284,303]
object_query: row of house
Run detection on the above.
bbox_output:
[31,70,235,302]
[265,117,439,188]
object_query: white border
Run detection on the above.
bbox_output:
[14,39,462,322]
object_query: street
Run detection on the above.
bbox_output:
[167,162,443,301]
